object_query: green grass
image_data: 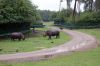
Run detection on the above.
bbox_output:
[35,27,49,31]
[43,22,54,27]
[77,29,100,39]
[0,30,70,54]
[1,28,100,66]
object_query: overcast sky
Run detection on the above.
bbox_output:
[30,0,84,11]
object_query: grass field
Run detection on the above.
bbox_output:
[77,29,100,39]
[0,31,70,54]
[0,28,99,66]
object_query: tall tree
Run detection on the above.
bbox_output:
[72,0,77,22]
[83,0,94,11]
[95,0,100,11]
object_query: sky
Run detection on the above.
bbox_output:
[30,0,84,11]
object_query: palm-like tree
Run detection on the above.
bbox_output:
[95,0,100,11]
[72,0,77,22]
[83,0,94,11]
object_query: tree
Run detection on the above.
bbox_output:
[0,0,38,23]
[72,0,77,22]
[81,0,94,11]
[0,0,40,34]
[39,10,56,21]
[95,0,100,11]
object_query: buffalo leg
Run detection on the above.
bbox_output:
[56,36,58,38]
[56,35,60,38]
[48,36,51,39]
[11,38,15,41]
[18,38,21,41]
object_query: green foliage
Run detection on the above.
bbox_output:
[54,9,73,24]
[51,12,58,21]
[76,11,100,24]
[78,12,94,23]
[55,10,100,29]
[0,0,39,23]
[39,10,51,21]
[0,22,31,34]
[59,9,73,22]
[39,10,58,21]
[54,18,64,25]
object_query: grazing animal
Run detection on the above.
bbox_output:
[10,32,25,41]
[43,30,60,39]
[59,27,63,30]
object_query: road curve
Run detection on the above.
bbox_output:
[0,27,98,63]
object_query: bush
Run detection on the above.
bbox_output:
[54,18,65,25]
[76,11,100,26]
[31,22,45,28]
[0,22,31,35]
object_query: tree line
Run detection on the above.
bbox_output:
[54,0,100,29]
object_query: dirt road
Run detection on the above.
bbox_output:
[0,27,97,63]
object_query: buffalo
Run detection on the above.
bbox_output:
[10,32,25,41]
[43,30,60,39]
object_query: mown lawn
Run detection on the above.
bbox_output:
[0,28,70,54]
[0,28,99,66]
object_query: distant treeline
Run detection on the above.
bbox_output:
[38,10,58,22]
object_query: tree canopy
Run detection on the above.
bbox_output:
[0,0,39,24]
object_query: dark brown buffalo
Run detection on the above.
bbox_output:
[10,32,25,41]
[44,30,60,39]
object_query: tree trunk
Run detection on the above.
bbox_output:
[77,0,81,15]
[72,0,77,23]
[66,0,71,9]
